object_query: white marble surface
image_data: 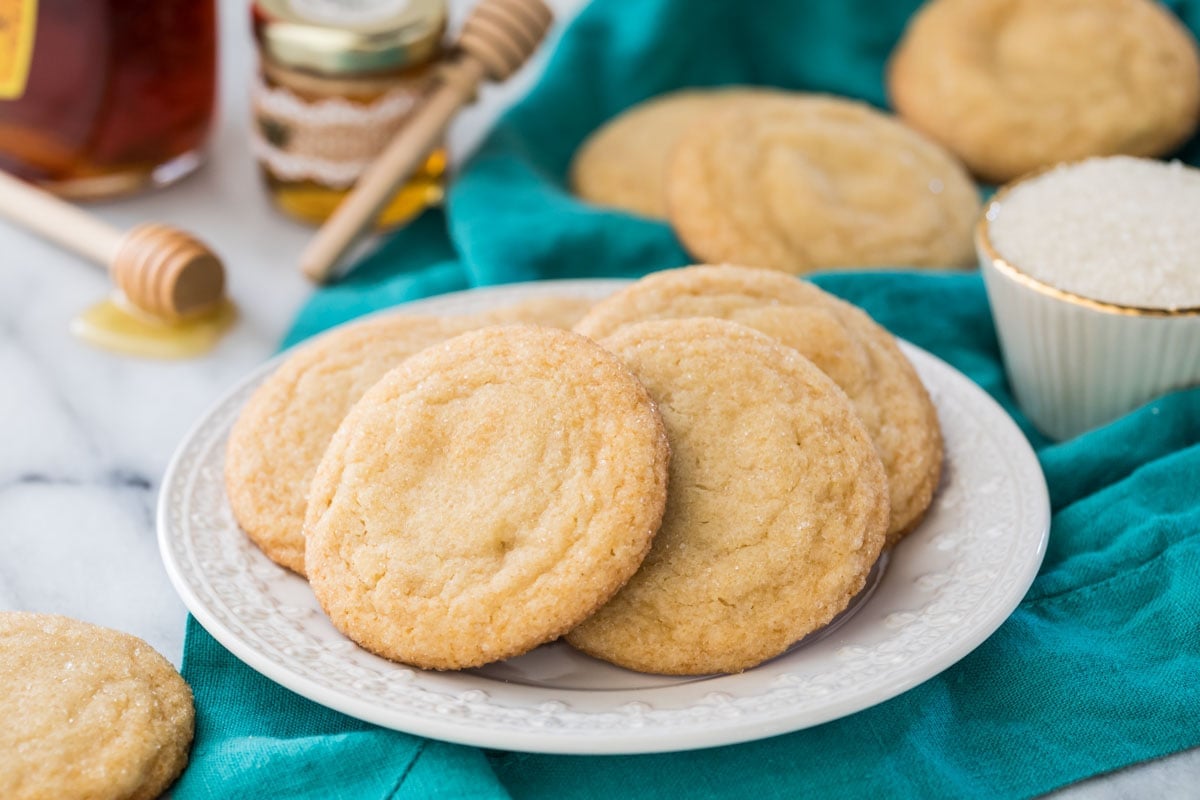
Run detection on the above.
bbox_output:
[0,0,1196,796]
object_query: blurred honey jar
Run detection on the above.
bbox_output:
[250,0,449,227]
[0,0,217,199]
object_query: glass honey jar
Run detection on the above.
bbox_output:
[0,0,217,199]
[251,0,448,228]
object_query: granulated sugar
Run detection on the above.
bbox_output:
[988,157,1200,309]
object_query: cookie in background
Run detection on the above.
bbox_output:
[666,94,979,273]
[569,90,981,274]
[888,0,1200,183]
[569,88,770,219]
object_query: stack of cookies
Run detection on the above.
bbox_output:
[571,91,982,273]
[569,0,1200,270]
[226,265,943,676]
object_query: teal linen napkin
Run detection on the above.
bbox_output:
[175,0,1200,796]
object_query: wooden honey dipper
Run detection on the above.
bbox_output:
[300,0,554,283]
[0,170,226,322]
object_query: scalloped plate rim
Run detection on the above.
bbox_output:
[157,278,1050,755]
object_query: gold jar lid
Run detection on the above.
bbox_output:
[252,0,447,76]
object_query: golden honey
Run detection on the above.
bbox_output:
[251,0,448,228]
[72,295,236,359]
[0,0,216,199]
[262,148,446,227]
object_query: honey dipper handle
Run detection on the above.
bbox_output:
[0,170,226,321]
[299,59,487,283]
[300,0,554,283]
[0,169,124,266]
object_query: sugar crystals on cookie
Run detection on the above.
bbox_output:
[566,319,890,675]
[304,326,670,670]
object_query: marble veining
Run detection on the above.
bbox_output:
[0,0,1195,793]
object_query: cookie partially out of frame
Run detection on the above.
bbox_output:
[887,0,1200,183]
[566,319,889,675]
[305,325,670,670]
[0,612,195,800]
[574,265,942,544]
[225,296,597,576]
[665,94,980,272]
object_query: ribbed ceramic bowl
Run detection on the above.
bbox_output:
[977,180,1200,441]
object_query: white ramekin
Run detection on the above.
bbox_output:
[977,189,1200,441]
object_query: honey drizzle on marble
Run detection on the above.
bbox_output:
[71,294,236,359]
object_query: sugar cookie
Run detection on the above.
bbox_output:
[665,94,980,272]
[0,612,194,800]
[570,89,766,218]
[477,294,597,330]
[305,326,670,670]
[574,265,942,543]
[225,313,482,575]
[226,297,598,575]
[887,0,1200,183]
[566,319,889,675]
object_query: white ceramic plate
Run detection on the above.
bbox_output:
[158,279,1050,755]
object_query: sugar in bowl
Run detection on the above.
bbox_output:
[978,156,1200,440]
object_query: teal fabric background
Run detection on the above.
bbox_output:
[176,0,1200,797]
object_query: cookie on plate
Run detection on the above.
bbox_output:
[477,294,597,330]
[574,265,942,544]
[566,319,889,675]
[304,325,670,670]
[0,612,194,800]
[226,297,598,576]
[570,88,767,219]
[887,0,1200,183]
[665,94,980,272]
[225,313,483,575]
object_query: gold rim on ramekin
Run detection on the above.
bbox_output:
[976,164,1200,319]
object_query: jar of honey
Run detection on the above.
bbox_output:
[251,0,448,227]
[0,0,217,199]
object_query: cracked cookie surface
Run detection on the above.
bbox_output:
[226,298,596,576]
[570,88,767,219]
[566,318,889,675]
[574,265,942,544]
[304,326,670,670]
[0,612,194,800]
[226,313,485,575]
[887,0,1200,183]
[665,94,979,273]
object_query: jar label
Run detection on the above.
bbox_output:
[287,0,411,25]
[0,0,38,100]
[252,78,421,188]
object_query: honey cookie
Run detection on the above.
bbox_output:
[304,325,670,670]
[566,319,889,675]
[0,612,194,800]
[574,265,942,544]
[887,0,1200,183]
[665,94,980,272]
[225,313,484,575]
[570,88,768,219]
[477,294,597,330]
[226,297,597,576]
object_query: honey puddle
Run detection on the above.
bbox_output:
[71,294,236,358]
[266,147,447,227]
